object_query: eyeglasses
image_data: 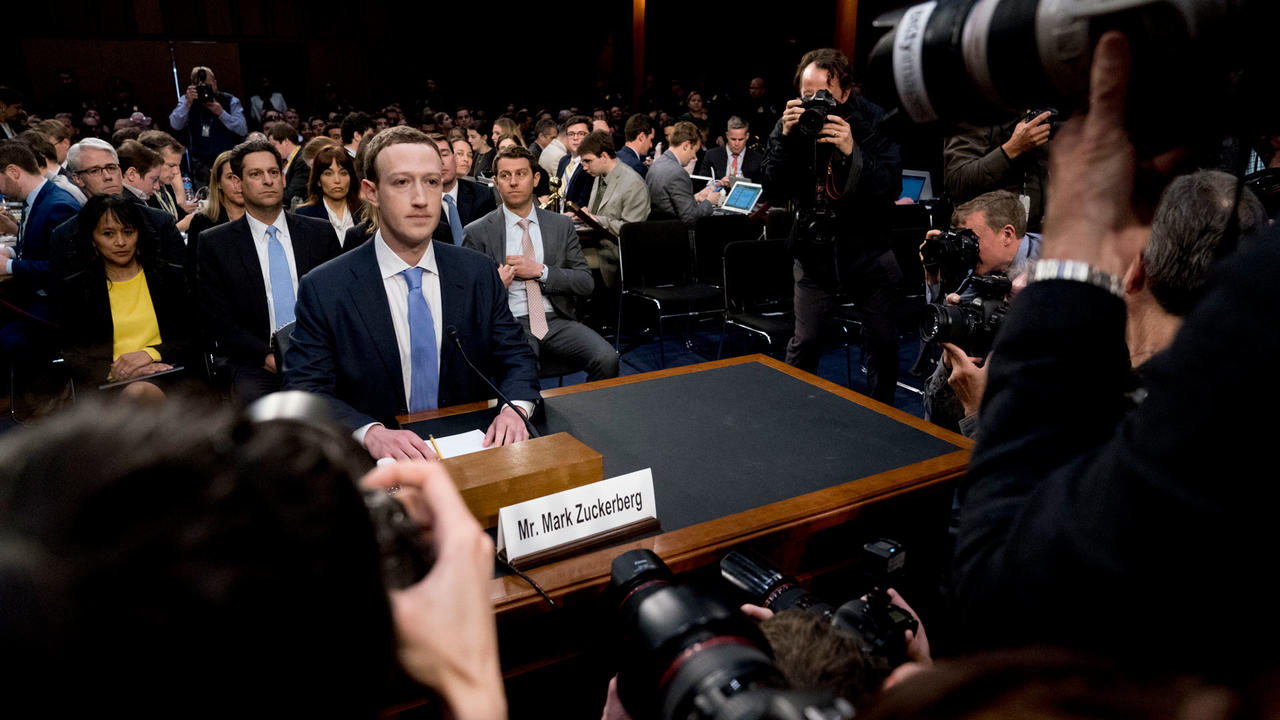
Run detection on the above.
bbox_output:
[566,131,589,139]
[76,163,121,178]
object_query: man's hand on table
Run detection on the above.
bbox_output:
[365,424,438,461]
[483,404,529,447]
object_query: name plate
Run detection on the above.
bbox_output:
[497,468,658,568]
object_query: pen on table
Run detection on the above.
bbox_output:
[428,434,444,459]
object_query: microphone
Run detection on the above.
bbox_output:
[446,325,540,439]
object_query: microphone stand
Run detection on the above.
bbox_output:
[446,326,540,439]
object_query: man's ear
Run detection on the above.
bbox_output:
[124,167,140,184]
[1123,253,1147,295]
[1002,224,1018,247]
[360,178,378,208]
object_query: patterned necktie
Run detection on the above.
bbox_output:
[731,154,739,177]
[517,218,548,339]
[402,267,439,411]
[265,225,295,329]
[590,179,606,214]
[443,194,465,244]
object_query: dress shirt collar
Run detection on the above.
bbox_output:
[501,203,537,230]
[123,183,148,201]
[24,178,48,211]
[244,208,287,242]
[374,231,438,281]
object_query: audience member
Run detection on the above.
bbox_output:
[186,150,245,278]
[452,137,474,177]
[167,66,248,183]
[696,116,762,184]
[32,118,74,179]
[137,130,194,227]
[555,115,593,208]
[469,127,495,178]
[464,145,619,381]
[740,76,779,147]
[284,127,540,459]
[14,131,85,205]
[617,114,653,179]
[269,123,305,207]
[248,75,288,125]
[944,111,1051,233]
[0,87,21,139]
[427,133,495,246]
[117,139,164,203]
[53,195,192,400]
[295,143,362,244]
[530,117,558,166]
[538,121,569,179]
[197,140,340,402]
[342,111,373,157]
[647,120,721,225]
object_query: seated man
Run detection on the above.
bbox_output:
[285,127,540,461]
[117,139,164,204]
[426,133,495,245]
[647,120,722,226]
[695,116,763,184]
[464,146,618,382]
[919,190,1038,433]
[616,113,653,179]
[572,130,650,290]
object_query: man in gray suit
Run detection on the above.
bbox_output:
[573,131,650,288]
[464,146,619,381]
[646,120,722,226]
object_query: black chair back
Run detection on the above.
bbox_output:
[723,239,792,314]
[617,220,695,290]
[693,214,756,286]
[764,207,794,240]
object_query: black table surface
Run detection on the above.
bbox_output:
[404,361,961,536]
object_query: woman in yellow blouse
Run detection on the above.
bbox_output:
[55,194,193,399]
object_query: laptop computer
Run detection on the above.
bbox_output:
[714,181,764,215]
[899,170,934,202]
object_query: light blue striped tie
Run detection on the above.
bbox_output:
[443,194,465,244]
[266,225,295,328]
[403,267,439,411]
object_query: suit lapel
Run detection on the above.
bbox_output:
[434,243,469,391]
[345,242,404,391]
[230,217,270,333]
[284,213,318,273]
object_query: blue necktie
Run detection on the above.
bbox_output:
[266,225,295,329]
[443,194,465,244]
[403,267,439,412]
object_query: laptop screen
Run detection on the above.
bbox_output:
[899,175,926,202]
[723,182,763,213]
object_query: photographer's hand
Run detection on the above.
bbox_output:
[819,115,855,157]
[362,463,507,720]
[1042,32,1148,278]
[920,230,942,289]
[1002,110,1052,159]
[204,99,224,116]
[887,588,931,665]
[780,98,804,136]
[941,343,988,418]
[184,85,198,108]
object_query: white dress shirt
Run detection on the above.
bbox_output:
[243,210,298,333]
[442,183,459,225]
[725,150,745,177]
[501,205,553,319]
[323,200,354,243]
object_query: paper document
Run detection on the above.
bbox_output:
[432,429,494,459]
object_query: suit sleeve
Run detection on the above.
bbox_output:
[596,181,651,235]
[284,273,379,430]
[197,236,269,365]
[12,199,79,283]
[664,169,714,226]
[943,122,1012,203]
[542,224,593,298]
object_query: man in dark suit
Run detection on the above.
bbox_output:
[616,114,654,179]
[464,146,618,381]
[696,116,763,184]
[555,116,593,208]
[427,133,495,245]
[49,139,188,282]
[270,124,308,209]
[647,121,723,226]
[0,141,81,354]
[285,127,539,461]
[198,140,340,401]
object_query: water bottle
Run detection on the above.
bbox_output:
[182,175,194,202]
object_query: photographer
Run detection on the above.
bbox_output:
[944,112,1050,233]
[0,397,505,718]
[954,32,1280,672]
[168,65,248,187]
[762,49,903,404]
[920,190,1037,434]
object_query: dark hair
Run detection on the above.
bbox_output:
[669,121,703,148]
[340,111,372,145]
[268,123,296,144]
[35,118,72,144]
[623,113,652,142]
[535,117,558,138]
[794,48,854,96]
[0,397,395,714]
[228,139,283,177]
[15,131,57,165]
[304,144,362,217]
[564,115,592,132]
[137,129,184,155]
[760,609,869,703]
[0,139,42,176]
[492,145,538,176]
[116,139,162,177]
[577,130,616,159]
[74,194,150,276]
[110,126,142,148]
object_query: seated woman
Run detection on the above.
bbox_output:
[452,138,474,177]
[55,195,193,400]
[294,144,361,243]
[469,127,495,178]
[184,150,245,282]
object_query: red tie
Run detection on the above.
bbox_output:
[731,154,739,177]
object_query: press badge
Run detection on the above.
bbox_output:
[201,124,211,138]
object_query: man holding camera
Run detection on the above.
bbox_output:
[919,190,1038,434]
[762,49,903,405]
[944,111,1051,233]
[168,65,248,186]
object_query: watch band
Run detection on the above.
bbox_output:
[1030,259,1125,298]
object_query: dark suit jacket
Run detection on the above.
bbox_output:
[284,155,310,208]
[53,261,194,387]
[462,207,594,322]
[197,212,341,367]
[696,146,763,183]
[283,239,540,430]
[50,199,188,284]
[343,220,373,253]
[556,154,592,208]
[11,181,80,295]
[292,202,328,222]
[616,145,648,179]
[433,178,497,245]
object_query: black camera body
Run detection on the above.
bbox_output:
[921,227,981,281]
[609,549,854,720]
[363,489,435,590]
[194,69,216,104]
[920,274,1012,357]
[796,89,841,137]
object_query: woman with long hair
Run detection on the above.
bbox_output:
[452,138,474,177]
[294,144,361,243]
[54,195,194,400]
[185,150,245,275]
[469,127,495,178]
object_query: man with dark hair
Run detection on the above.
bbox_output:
[0,87,22,139]
[555,115,594,208]
[647,120,722,226]
[198,140,341,401]
[464,145,618,381]
[697,116,762,183]
[530,117,558,166]
[341,111,373,158]
[763,47,903,404]
[945,112,1051,233]
[576,130,650,239]
[117,139,164,202]
[425,133,495,245]
[285,127,540,460]
[137,130,191,223]
[617,114,654,179]
[33,118,73,167]
[167,66,247,183]
[270,123,308,208]
[14,131,84,204]
[740,76,780,147]
[538,120,569,178]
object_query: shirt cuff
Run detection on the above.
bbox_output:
[538,264,549,282]
[512,400,534,418]
[354,422,382,447]
[5,259,12,275]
